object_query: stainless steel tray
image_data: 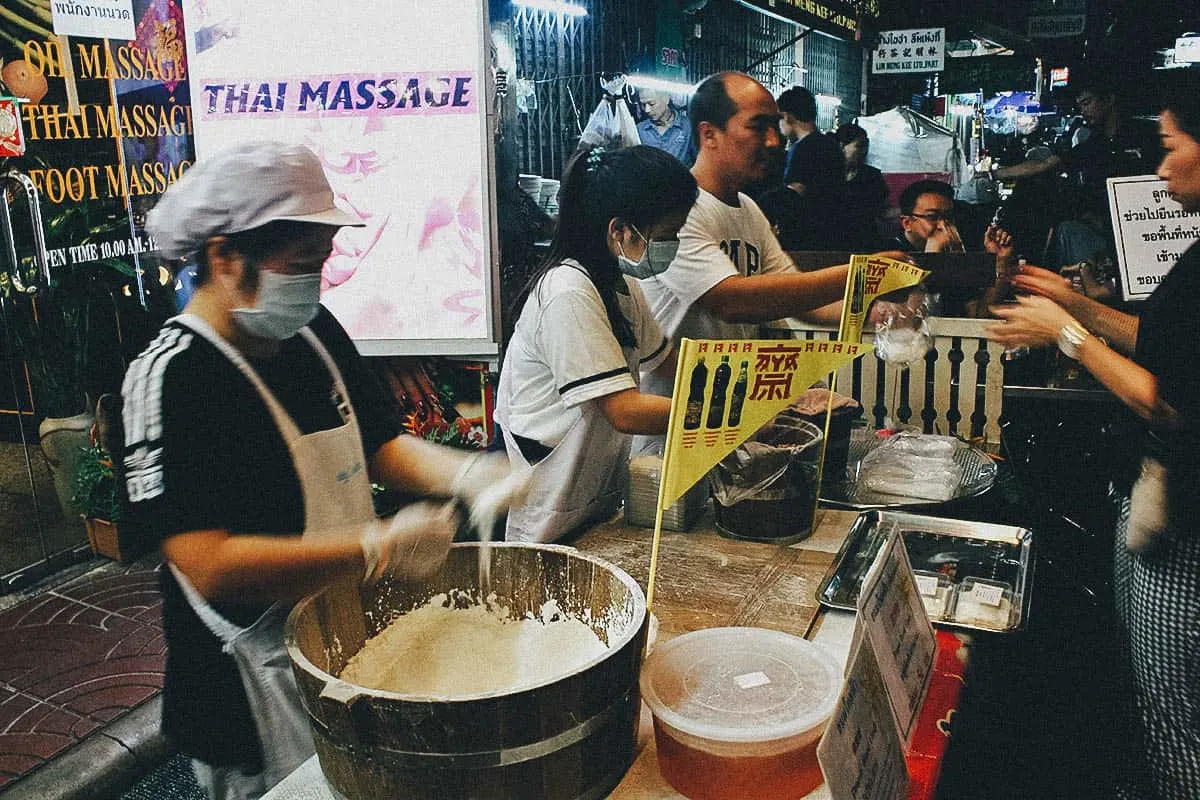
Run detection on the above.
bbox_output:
[820,429,997,510]
[817,510,1034,634]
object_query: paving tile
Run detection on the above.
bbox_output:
[0,695,99,777]
[28,705,101,739]
[0,730,79,765]
[0,594,81,629]
[0,609,143,693]
[50,677,160,722]
[31,656,164,708]
[0,559,167,788]
[1,691,99,736]
[0,753,44,787]
[106,623,168,660]
[132,600,164,628]
[0,687,39,731]
[54,571,163,621]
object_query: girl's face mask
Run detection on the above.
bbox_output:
[617,225,678,279]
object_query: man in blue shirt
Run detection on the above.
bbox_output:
[637,89,695,166]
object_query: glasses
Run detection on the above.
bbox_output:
[906,211,955,223]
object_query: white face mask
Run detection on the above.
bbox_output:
[617,226,678,279]
[231,271,322,341]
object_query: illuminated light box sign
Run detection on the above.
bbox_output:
[180,0,496,355]
[197,74,476,118]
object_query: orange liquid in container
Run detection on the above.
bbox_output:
[640,629,841,800]
[653,718,826,800]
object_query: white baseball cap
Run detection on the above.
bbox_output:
[147,140,364,259]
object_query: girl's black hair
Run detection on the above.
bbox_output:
[514,145,698,348]
[194,219,320,288]
[1162,70,1200,142]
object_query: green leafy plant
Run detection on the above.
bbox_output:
[72,442,120,522]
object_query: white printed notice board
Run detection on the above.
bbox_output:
[1107,175,1200,301]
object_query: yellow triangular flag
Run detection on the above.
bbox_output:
[838,255,930,342]
[658,338,869,509]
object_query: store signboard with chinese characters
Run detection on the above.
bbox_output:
[1028,0,1086,39]
[1107,175,1200,301]
[872,29,945,75]
[180,0,498,355]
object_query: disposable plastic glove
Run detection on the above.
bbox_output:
[450,453,532,541]
[360,500,460,584]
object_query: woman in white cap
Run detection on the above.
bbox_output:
[496,146,697,543]
[122,140,526,800]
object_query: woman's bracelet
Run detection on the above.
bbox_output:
[1057,320,1091,359]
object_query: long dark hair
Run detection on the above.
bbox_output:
[1162,71,1200,141]
[515,145,698,348]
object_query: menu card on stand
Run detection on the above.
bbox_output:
[855,521,937,741]
[817,633,911,799]
[818,522,938,798]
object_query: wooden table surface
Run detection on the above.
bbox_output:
[572,507,863,799]
[263,507,865,800]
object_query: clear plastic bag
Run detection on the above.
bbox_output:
[857,431,963,502]
[710,418,823,506]
[873,289,933,365]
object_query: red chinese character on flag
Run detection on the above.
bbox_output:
[864,261,889,294]
[750,344,807,400]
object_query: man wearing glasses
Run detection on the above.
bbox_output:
[892,179,1015,316]
[894,180,964,253]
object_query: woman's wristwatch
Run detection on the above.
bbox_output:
[1057,320,1090,358]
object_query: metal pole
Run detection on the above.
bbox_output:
[743,29,810,75]
[0,172,50,569]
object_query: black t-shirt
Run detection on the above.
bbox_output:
[1135,240,1200,474]
[838,164,890,251]
[784,131,845,197]
[1059,117,1161,223]
[121,305,400,767]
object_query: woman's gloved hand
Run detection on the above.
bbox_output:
[360,501,461,583]
[450,453,532,539]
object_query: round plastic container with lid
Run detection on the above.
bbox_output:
[639,627,842,800]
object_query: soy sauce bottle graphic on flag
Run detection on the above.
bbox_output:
[706,356,732,429]
[727,360,749,427]
[683,357,707,430]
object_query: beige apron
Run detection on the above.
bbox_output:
[502,349,638,543]
[169,314,375,786]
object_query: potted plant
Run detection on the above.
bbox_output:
[72,440,126,560]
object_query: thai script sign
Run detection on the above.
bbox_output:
[50,0,136,41]
[872,29,944,74]
[1028,0,1086,38]
[1107,175,1200,301]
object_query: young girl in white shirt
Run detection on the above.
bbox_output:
[496,145,698,542]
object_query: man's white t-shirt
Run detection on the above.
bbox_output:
[638,188,797,343]
[497,261,670,447]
